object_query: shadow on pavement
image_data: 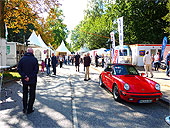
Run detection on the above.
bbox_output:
[70,71,169,128]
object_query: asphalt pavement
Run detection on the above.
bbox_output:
[0,64,169,128]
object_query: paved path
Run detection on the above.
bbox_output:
[0,65,169,128]
[0,67,73,128]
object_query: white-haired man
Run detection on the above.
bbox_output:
[18,48,39,114]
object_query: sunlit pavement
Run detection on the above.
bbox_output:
[0,64,169,128]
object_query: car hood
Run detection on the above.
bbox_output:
[118,75,158,93]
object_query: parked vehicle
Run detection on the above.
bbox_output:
[160,61,166,70]
[99,64,162,103]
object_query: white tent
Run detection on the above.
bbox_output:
[56,41,71,54]
[28,30,42,47]
[38,34,50,49]
[78,47,90,54]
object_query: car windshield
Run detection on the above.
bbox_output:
[113,65,139,75]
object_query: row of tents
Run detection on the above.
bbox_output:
[27,30,71,62]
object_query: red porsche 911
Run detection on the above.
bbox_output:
[99,64,162,103]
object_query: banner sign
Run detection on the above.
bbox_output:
[161,36,167,61]
[117,17,124,47]
[110,32,115,48]
[113,49,119,63]
[6,46,10,55]
[139,50,145,57]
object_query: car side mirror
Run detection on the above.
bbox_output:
[140,73,145,77]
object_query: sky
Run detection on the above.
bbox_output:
[61,0,88,30]
[60,0,88,43]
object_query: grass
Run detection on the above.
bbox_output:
[0,71,21,82]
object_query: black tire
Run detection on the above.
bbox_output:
[99,75,104,87]
[112,84,121,101]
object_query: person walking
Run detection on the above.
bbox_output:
[154,52,160,71]
[17,48,39,114]
[151,54,155,68]
[71,55,74,65]
[166,51,170,76]
[95,53,99,67]
[59,55,63,68]
[51,53,57,75]
[74,53,80,72]
[45,55,51,75]
[84,53,91,81]
[41,60,45,73]
[102,54,105,68]
[83,54,87,71]
[143,51,153,78]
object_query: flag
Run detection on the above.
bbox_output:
[161,36,167,61]
[117,17,123,48]
[110,32,115,48]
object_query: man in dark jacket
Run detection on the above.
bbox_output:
[51,53,57,75]
[166,51,170,76]
[84,53,91,81]
[17,48,39,114]
[45,55,51,75]
[74,53,80,72]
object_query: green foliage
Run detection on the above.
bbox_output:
[40,7,69,49]
[162,0,170,39]
[71,0,169,51]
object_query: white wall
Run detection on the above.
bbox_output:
[0,38,7,66]
[6,42,17,66]
[130,45,163,66]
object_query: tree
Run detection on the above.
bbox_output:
[0,0,61,39]
[71,0,169,51]
[162,0,170,39]
[71,0,114,50]
[36,7,68,50]
[0,0,5,38]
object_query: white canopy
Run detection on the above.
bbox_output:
[56,41,71,54]
[38,34,50,49]
[28,30,42,47]
[78,47,90,53]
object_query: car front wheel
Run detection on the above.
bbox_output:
[112,84,121,101]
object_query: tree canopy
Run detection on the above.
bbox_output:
[1,0,68,50]
[71,0,169,50]
[162,0,170,39]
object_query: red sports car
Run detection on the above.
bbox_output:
[99,64,162,103]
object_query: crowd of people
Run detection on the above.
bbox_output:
[17,47,170,115]
[17,48,94,114]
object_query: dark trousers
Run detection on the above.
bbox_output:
[23,83,36,112]
[154,62,159,71]
[60,61,63,68]
[102,61,104,68]
[52,65,56,75]
[166,65,169,76]
[96,61,98,67]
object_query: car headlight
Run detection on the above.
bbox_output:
[155,84,160,90]
[124,83,130,90]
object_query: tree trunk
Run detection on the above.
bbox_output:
[0,0,5,38]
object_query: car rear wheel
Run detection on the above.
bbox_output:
[112,84,121,101]
[99,75,104,87]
